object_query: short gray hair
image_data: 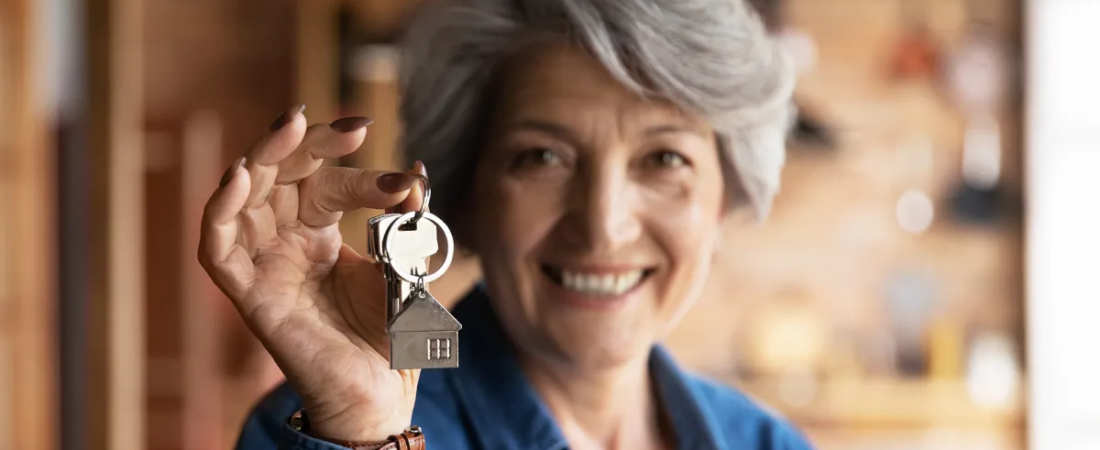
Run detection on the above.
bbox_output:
[398,0,796,228]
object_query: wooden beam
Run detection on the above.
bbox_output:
[85,0,145,447]
[1,0,57,448]
[179,111,226,450]
[298,0,340,122]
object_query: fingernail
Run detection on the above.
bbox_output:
[376,172,415,193]
[220,157,246,188]
[269,104,306,131]
[330,116,374,133]
[411,160,427,176]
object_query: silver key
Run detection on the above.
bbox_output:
[368,214,438,322]
[388,284,461,370]
[365,171,462,370]
[367,213,401,263]
[386,218,438,275]
[379,218,458,369]
[368,213,438,267]
[368,213,406,321]
[368,211,461,369]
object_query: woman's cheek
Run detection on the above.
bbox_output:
[495,177,568,252]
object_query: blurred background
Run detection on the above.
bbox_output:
[2,0,1099,449]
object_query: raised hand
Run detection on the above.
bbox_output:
[198,105,427,440]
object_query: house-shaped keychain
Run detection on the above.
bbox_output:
[387,289,462,370]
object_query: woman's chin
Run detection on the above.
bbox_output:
[555,336,652,370]
[536,307,657,369]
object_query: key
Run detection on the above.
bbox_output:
[368,213,438,267]
[368,213,405,321]
[367,205,462,370]
[367,213,401,263]
[386,217,438,276]
[369,214,438,322]
[388,284,462,370]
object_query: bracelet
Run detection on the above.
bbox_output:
[289,409,425,450]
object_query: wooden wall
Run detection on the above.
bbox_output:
[141,1,297,449]
[0,0,57,449]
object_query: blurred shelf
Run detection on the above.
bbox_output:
[732,376,1026,430]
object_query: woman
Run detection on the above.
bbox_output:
[201,0,808,448]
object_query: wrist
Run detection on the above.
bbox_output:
[290,409,424,450]
[305,409,414,443]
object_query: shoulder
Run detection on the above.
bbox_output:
[682,374,816,450]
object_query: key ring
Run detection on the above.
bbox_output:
[382,211,455,284]
[408,174,431,224]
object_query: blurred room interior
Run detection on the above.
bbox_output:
[1,0,1099,449]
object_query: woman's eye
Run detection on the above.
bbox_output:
[513,147,561,168]
[645,150,689,169]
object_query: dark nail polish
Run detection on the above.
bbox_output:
[376,172,414,193]
[330,116,374,133]
[269,104,306,131]
[220,157,246,188]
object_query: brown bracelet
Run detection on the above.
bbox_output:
[289,409,425,450]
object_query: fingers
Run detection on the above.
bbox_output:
[298,168,418,227]
[199,158,256,299]
[274,117,374,184]
[244,105,308,208]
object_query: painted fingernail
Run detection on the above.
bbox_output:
[269,104,306,131]
[376,172,415,193]
[220,157,246,188]
[330,116,374,133]
[411,160,427,176]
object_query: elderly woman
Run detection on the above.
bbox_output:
[201,0,808,449]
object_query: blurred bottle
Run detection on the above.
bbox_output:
[885,270,938,377]
[949,114,1006,225]
[926,317,965,380]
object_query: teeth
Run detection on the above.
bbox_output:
[559,270,644,296]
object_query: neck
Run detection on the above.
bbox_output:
[520,351,672,450]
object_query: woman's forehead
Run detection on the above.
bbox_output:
[492,43,709,132]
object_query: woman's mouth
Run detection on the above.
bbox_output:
[540,264,654,297]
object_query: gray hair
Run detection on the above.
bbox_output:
[398,0,796,230]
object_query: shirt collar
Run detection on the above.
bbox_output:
[445,285,724,450]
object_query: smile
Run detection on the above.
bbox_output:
[540,264,654,297]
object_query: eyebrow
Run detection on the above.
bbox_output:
[507,120,574,140]
[642,124,706,138]
[505,120,706,140]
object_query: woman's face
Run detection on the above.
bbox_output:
[471,43,727,370]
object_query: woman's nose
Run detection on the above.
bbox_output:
[567,167,643,254]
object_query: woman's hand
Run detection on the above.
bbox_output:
[198,106,426,441]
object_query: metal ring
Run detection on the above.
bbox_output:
[382,211,454,284]
[408,174,431,224]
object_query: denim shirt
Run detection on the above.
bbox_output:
[236,286,815,450]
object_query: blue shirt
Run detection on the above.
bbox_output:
[236,286,815,450]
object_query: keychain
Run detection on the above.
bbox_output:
[367,174,462,370]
